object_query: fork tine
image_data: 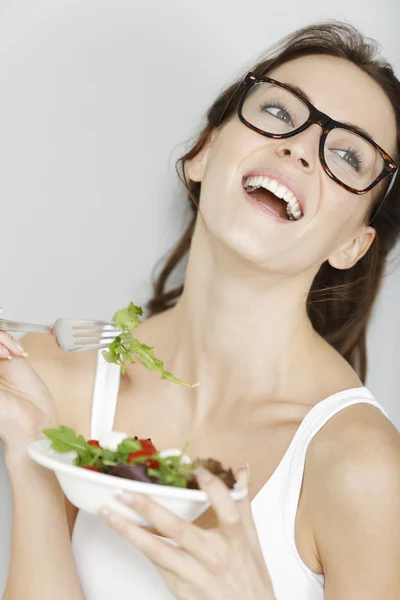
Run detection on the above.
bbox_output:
[54,319,123,353]
[71,343,116,353]
[72,331,120,339]
[71,320,115,327]
[72,330,119,338]
[72,325,121,333]
[73,336,120,344]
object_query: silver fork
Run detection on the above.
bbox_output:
[0,318,121,352]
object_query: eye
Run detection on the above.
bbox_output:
[260,102,295,127]
[330,146,363,172]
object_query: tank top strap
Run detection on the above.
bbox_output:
[281,387,389,565]
[90,349,122,439]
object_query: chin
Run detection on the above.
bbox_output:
[198,190,306,270]
[208,221,285,270]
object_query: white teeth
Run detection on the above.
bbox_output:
[267,179,279,194]
[287,196,300,213]
[283,190,293,202]
[244,175,303,220]
[275,184,288,199]
[286,204,295,219]
[286,204,302,220]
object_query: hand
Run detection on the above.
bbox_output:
[99,467,276,600]
[0,330,57,462]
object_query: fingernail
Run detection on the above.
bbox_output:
[195,467,212,483]
[116,490,140,505]
[99,507,120,525]
[241,463,251,483]
[16,342,26,354]
[0,347,11,359]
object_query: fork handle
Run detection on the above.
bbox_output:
[0,320,53,335]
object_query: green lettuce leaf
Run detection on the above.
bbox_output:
[42,425,195,486]
[102,302,199,387]
[42,426,90,456]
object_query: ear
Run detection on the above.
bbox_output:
[328,226,376,270]
[186,129,219,182]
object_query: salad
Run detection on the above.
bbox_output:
[102,302,199,387]
[43,426,236,490]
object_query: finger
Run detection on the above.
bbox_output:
[0,332,27,359]
[235,466,254,526]
[115,490,228,569]
[195,467,246,545]
[234,466,264,553]
[98,506,202,581]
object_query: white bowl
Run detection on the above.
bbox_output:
[28,439,248,526]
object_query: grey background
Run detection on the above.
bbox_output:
[0,0,399,592]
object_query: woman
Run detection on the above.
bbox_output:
[1,20,400,600]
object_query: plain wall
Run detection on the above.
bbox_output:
[0,0,399,592]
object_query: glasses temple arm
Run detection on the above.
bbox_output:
[216,80,246,126]
[369,169,398,224]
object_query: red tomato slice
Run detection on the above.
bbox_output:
[145,459,160,469]
[127,439,158,462]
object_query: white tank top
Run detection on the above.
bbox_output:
[72,350,389,599]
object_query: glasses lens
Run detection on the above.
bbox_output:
[324,128,385,190]
[241,81,386,191]
[241,81,310,135]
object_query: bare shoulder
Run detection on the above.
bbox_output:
[21,333,97,435]
[308,399,400,463]
[308,400,400,474]
[303,401,400,594]
[305,402,400,519]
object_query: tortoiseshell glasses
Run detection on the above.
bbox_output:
[227,72,398,210]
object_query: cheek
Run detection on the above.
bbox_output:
[199,141,240,209]
[310,187,369,257]
[322,180,370,227]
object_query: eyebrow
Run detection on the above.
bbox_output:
[285,82,375,142]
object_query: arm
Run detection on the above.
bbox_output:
[307,404,400,599]
[4,457,84,600]
[19,333,86,539]
[1,333,88,599]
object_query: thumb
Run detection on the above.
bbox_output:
[235,465,253,525]
[235,465,265,554]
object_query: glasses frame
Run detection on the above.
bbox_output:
[228,72,398,204]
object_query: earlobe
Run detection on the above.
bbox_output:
[186,130,218,183]
[328,226,376,270]
[186,153,206,183]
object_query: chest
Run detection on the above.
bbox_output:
[112,386,308,512]
[110,384,322,573]
[72,371,322,575]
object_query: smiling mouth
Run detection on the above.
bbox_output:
[242,175,304,221]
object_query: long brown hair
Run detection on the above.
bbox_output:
[147,21,400,382]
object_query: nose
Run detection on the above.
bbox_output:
[274,124,321,171]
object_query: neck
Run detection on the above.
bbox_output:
[162,218,322,414]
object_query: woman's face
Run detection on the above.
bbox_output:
[189,55,397,276]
